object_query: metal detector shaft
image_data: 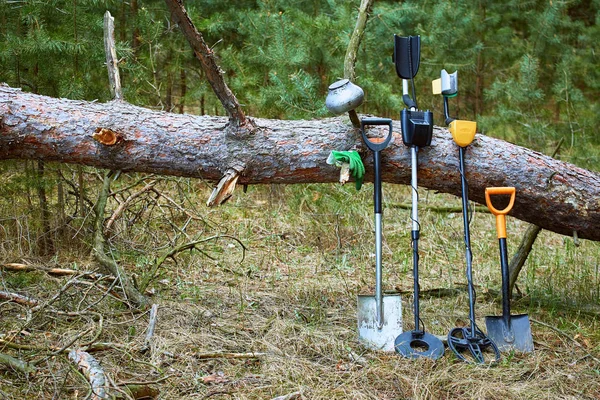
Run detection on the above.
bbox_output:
[395,143,444,360]
[447,147,501,363]
[410,146,421,331]
[459,147,477,337]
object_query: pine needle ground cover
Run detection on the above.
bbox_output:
[1,178,599,399]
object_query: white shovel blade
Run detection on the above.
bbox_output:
[357,294,403,352]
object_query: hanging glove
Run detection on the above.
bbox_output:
[326,150,365,190]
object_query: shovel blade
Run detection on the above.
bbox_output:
[357,294,403,352]
[485,314,534,353]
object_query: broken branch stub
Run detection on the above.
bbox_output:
[207,169,241,207]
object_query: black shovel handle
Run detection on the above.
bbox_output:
[361,118,393,152]
[499,237,512,321]
[361,118,393,214]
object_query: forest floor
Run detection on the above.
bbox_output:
[1,178,599,399]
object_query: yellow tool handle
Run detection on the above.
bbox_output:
[485,187,516,239]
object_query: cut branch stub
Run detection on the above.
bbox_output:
[93,127,123,146]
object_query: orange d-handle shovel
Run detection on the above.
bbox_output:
[484,187,534,353]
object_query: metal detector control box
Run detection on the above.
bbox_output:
[401,109,433,148]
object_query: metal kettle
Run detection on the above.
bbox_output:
[325,79,364,115]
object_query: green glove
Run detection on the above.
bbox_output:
[326,150,365,190]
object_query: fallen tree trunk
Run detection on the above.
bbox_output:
[1,85,599,240]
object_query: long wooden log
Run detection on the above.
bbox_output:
[1,85,599,240]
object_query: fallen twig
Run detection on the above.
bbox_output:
[31,274,81,314]
[150,187,213,225]
[117,375,171,386]
[531,318,600,364]
[139,234,246,292]
[82,342,130,352]
[1,263,105,279]
[143,304,159,350]
[50,327,94,357]
[195,351,266,360]
[68,348,109,400]
[0,338,60,352]
[271,391,302,400]
[0,290,39,307]
[105,180,157,233]
[0,352,36,374]
[93,170,149,310]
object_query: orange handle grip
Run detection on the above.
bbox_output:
[485,187,516,239]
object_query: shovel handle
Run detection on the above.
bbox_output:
[360,118,393,152]
[485,187,516,239]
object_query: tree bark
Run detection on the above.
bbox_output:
[1,85,599,241]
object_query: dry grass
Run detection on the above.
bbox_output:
[0,174,599,399]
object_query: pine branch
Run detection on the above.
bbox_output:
[164,0,251,132]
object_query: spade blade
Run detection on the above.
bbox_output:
[357,294,403,352]
[485,314,534,353]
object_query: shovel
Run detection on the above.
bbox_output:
[357,117,403,352]
[484,187,534,353]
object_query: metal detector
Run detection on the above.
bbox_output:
[433,69,501,364]
[392,35,444,360]
[357,118,403,352]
